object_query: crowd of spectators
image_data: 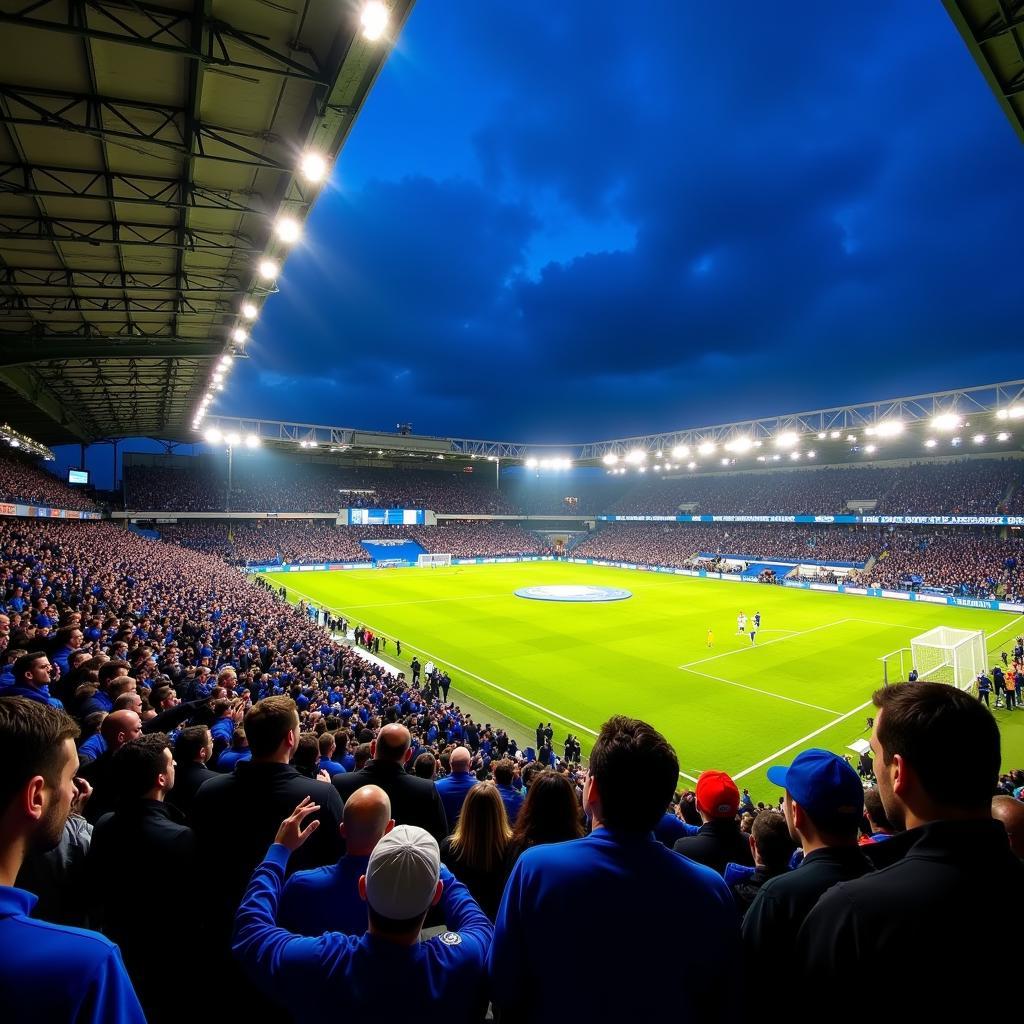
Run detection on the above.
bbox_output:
[572,523,881,569]
[0,451,98,512]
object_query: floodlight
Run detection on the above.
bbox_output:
[245,434,260,449]
[275,217,302,244]
[215,382,224,391]
[772,454,781,461]
[241,302,258,321]
[817,432,826,439]
[830,430,841,439]
[875,420,904,438]
[951,437,962,447]
[232,328,248,344]
[625,449,646,464]
[931,412,961,431]
[997,432,1010,442]
[526,458,539,469]
[789,451,800,460]
[653,464,661,471]
[697,442,715,456]
[756,455,766,462]
[220,354,234,367]
[865,427,876,437]
[973,434,986,444]
[687,461,696,470]
[671,444,689,459]
[638,466,646,473]
[725,436,753,454]
[655,449,663,457]
[864,444,877,454]
[225,432,241,447]
[360,1,389,40]
[807,450,816,458]
[774,431,798,448]
[924,438,937,448]
[300,152,328,183]
[213,372,224,383]
[602,453,619,466]
[204,428,222,444]
[258,259,280,280]
[846,434,857,442]
[1010,406,1024,419]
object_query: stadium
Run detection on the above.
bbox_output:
[0,2,1022,1023]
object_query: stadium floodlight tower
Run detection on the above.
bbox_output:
[904,626,987,692]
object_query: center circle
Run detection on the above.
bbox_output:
[514,584,633,602]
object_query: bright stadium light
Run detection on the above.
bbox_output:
[220,354,234,367]
[225,432,241,447]
[807,450,816,458]
[931,413,961,431]
[951,437,962,447]
[774,431,798,448]
[817,431,826,439]
[687,461,696,470]
[997,432,1010,442]
[864,444,877,454]
[720,457,730,466]
[725,436,753,454]
[232,328,248,344]
[790,451,801,460]
[625,449,646,464]
[361,1,389,40]
[275,217,302,244]
[830,430,841,439]
[245,433,261,449]
[204,428,222,444]
[772,454,781,461]
[300,152,329,183]
[526,457,539,469]
[241,302,258,321]
[756,455,766,462]
[672,444,689,459]
[654,464,661,471]
[875,420,904,438]
[924,438,937,448]
[1011,406,1024,419]
[697,441,715,456]
[258,259,280,280]
[655,449,663,458]
[846,434,857,442]
[603,453,619,466]
[973,434,986,444]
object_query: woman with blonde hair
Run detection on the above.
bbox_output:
[440,781,512,920]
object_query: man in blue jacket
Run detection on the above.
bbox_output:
[489,715,740,1023]
[435,746,476,830]
[233,801,492,1022]
[0,697,144,1023]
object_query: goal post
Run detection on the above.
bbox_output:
[908,626,987,692]
[417,553,452,568]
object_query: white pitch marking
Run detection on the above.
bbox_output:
[679,666,844,716]
[679,619,852,669]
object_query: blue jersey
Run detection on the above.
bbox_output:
[233,845,492,1023]
[278,854,370,936]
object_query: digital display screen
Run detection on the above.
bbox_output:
[346,508,424,525]
[68,469,90,485]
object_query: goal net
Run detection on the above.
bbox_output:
[909,626,986,691]
[417,553,452,568]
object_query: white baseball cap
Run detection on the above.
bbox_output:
[364,824,441,920]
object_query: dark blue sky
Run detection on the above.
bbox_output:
[224,3,1019,443]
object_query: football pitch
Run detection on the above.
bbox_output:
[266,562,1024,795]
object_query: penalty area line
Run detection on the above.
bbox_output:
[678,667,844,715]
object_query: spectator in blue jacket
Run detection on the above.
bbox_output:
[492,758,524,825]
[490,716,740,1023]
[233,801,493,1023]
[0,651,63,708]
[435,746,476,830]
[279,784,394,935]
[0,697,145,1023]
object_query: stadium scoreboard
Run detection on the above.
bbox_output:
[342,508,426,525]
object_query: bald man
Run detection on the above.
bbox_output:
[279,785,395,935]
[436,746,477,832]
[992,796,1024,860]
[333,724,448,843]
[81,710,143,823]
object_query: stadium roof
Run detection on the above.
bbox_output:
[944,0,1024,143]
[0,0,414,445]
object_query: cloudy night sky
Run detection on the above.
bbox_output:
[224,1,1022,444]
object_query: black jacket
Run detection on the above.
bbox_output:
[742,845,871,992]
[88,800,196,1016]
[192,760,344,940]
[333,759,448,844]
[166,759,214,822]
[798,820,1024,1020]
[673,819,754,876]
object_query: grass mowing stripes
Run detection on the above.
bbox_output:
[266,561,1024,796]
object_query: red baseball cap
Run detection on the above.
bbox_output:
[695,770,740,818]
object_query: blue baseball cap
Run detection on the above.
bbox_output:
[767,748,864,824]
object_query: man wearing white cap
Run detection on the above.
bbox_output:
[233,798,492,1022]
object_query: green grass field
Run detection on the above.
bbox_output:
[266,562,1024,797]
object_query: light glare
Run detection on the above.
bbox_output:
[300,152,328,183]
[258,259,279,280]
[241,302,258,320]
[275,217,302,244]
[360,1,389,40]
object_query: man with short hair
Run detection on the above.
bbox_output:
[317,732,346,777]
[168,725,214,821]
[742,749,869,993]
[799,684,1024,1019]
[0,697,145,1023]
[217,727,251,771]
[279,784,394,935]
[730,811,795,917]
[490,716,739,1022]
[81,710,144,823]
[0,651,63,708]
[673,769,754,874]
[858,786,895,844]
[436,746,476,830]
[333,723,448,843]
[492,759,524,825]
[87,734,194,1021]
[234,807,492,1022]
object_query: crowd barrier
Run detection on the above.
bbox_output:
[0,501,102,520]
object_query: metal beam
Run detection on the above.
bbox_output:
[0,0,329,85]
[0,265,253,293]
[0,293,233,315]
[0,339,221,366]
[0,365,94,439]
